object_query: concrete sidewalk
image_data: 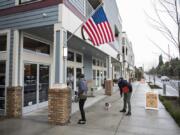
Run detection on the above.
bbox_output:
[0,82,180,135]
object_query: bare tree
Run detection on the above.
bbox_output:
[147,0,180,59]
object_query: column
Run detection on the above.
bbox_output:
[105,56,113,96]
[48,23,71,125]
[7,30,22,118]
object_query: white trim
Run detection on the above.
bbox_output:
[23,32,53,45]
[12,30,19,86]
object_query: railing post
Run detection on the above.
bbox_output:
[163,83,166,96]
[178,82,180,98]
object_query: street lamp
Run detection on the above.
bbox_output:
[63,46,68,58]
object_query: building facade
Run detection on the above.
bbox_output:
[0,0,123,116]
[122,32,135,81]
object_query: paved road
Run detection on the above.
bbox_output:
[145,74,179,96]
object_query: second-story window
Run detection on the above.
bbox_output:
[0,35,7,51]
[68,51,74,61]
[76,53,82,63]
[93,59,96,66]
[126,48,128,56]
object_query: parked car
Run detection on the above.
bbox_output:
[161,76,170,81]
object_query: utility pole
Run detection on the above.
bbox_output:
[168,44,171,61]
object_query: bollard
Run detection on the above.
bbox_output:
[91,88,94,97]
[178,82,180,98]
[163,83,166,95]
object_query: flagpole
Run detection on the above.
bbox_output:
[66,2,104,42]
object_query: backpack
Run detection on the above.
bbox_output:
[122,86,129,93]
[79,80,88,99]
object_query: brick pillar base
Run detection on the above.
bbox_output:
[105,80,113,96]
[48,86,71,125]
[7,86,22,118]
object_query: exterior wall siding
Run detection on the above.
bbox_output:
[0,0,15,10]
[83,54,92,81]
[68,0,85,16]
[0,5,59,30]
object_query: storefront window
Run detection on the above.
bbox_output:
[68,51,74,61]
[104,62,106,67]
[23,36,50,55]
[93,59,96,66]
[0,35,7,51]
[76,68,82,78]
[76,53,82,63]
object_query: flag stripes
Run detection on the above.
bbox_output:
[83,7,114,46]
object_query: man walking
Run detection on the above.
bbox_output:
[118,77,132,116]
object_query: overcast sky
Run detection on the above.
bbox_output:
[116,0,179,71]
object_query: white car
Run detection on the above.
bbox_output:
[161,76,170,81]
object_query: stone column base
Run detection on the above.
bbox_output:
[7,86,22,118]
[105,80,113,96]
[48,86,71,125]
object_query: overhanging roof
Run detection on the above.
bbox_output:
[67,32,108,60]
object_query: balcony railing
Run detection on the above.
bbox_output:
[68,0,94,18]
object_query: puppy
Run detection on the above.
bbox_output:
[104,102,111,110]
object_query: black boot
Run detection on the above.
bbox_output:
[126,112,131,116]
[119,109,126,113]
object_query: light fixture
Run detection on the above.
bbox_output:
[63,47,68,58]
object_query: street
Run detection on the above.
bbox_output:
[145,74,180,97]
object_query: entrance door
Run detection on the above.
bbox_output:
[24,64,37,107]
[39,65,49,103]
[23,63,49,113]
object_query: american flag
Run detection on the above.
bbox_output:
[83,7,114,46]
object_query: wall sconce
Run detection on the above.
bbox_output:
[63,47,68,58]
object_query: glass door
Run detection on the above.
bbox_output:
[24,64,37,107]
[39,65,49,103]
[0,61,6,115]
[67,67,74,89]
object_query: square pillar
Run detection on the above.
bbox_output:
[48,85,71,125]
[105,80,113,96]
[6,30,23,118]
[48,24,70,125]
[6,86,22,118]
[107,56,112,80]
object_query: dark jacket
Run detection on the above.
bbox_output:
[118,79,132,95]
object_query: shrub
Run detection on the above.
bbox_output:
[159,96,180,127]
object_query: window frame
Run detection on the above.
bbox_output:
[0,35,7,52]
[76,53,82,63]
[23,33,51,56]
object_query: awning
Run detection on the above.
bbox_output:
[67,32,109,60]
